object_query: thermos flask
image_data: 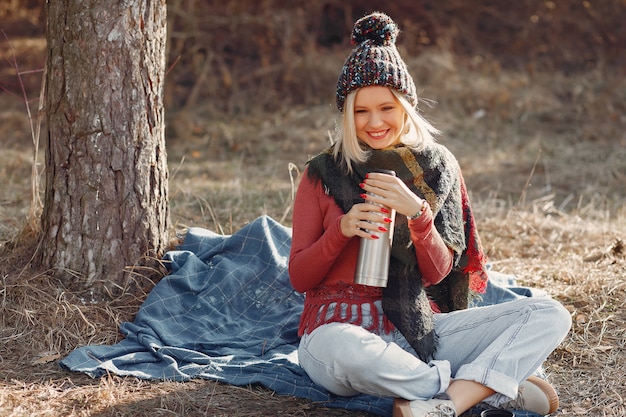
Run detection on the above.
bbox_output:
[354,170,396,287]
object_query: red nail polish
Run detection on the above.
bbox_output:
[360,193,367,199]
[359,182,365,189]
[380,207,390,214]
[383,217,392,223]
[371,234,379,239]
[365,174,370,179]
[378,226,388,232]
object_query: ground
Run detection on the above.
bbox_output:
[1,2,625,416]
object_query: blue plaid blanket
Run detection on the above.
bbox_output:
[60,216,543,416]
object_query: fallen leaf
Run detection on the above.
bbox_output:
[31,353,62,365]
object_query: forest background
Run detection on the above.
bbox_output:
[0,1,624,416]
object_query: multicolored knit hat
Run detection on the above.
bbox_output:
[336,12,417,112]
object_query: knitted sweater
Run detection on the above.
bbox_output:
[289,173,454,338]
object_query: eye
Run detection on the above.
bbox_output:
[382,105,395,111]
[355,109,367,114]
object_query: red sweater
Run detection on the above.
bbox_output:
[288,170,454,334]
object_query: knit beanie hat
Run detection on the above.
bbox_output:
[336,12,417,112]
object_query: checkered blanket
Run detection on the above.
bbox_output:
[60,216,543,416]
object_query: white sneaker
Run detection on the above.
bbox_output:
[393,396,457,417]
[499,376,559,415]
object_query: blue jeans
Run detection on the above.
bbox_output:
[297,296,571,407]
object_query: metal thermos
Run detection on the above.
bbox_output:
[354,170,396,287]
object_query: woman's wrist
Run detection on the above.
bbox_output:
[407,201,428,220]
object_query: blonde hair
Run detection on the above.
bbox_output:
[332,88,440,173]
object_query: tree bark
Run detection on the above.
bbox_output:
[41,0,169,297]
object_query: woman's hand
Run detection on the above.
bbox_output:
[339,202,393,239]
[360,172,424,218]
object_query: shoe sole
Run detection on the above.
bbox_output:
[392,398,412,417]
[526,375,559,414]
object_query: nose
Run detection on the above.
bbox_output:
[368,111,383,128]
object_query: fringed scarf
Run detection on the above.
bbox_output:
[306,143,488,361]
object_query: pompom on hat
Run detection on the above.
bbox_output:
[336,12,417,112]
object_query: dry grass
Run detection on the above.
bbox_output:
[480,210,626,416]
[1,1,625,416]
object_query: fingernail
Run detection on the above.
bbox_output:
[383,217,392,223]
[378,226,388,232]
[365,173,370,179]
[360,193,367,199]
[380,207,390,214]
[359,182,365,189]
[370,234,379,239]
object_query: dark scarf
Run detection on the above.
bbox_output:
[306,143,488,361]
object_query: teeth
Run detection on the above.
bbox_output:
[370,131,386,137]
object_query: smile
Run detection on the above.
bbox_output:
[369,130,388,138]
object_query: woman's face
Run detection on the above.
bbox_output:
[353,86,405,149]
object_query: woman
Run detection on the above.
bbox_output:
[288,12,571,417]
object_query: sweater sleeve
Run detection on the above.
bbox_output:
[408,203,454,286]
[288,171,352,293]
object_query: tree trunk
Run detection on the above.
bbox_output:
[41,0,169,297]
